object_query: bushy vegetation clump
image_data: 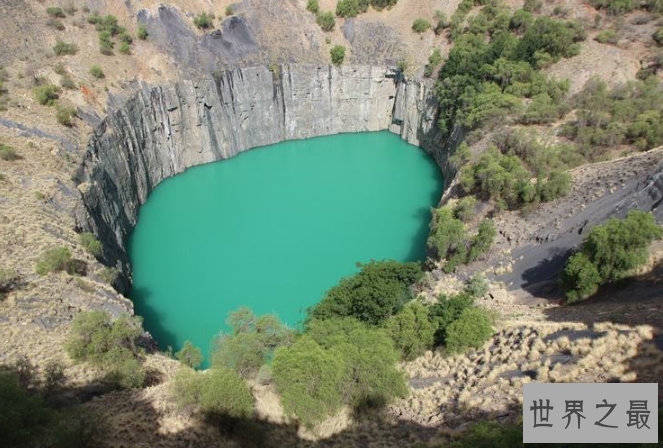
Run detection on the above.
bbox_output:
[412,18,432,33]
[176,341,204,369]
[34,84,61,106]
[52,40,78,56]
[306,0,320,14]
[561,211,662,302]
[193,12,214,29]
[212,307,294,378]
[89,65,105,79]
[35,247,74,275]
[330,45,346,65]
[171,367,254,420]
[316,11,336,31]
[384,302,435,361]
[444,307,494,353]
[0,143,20,161]
[55,104,76,126]
[137,25,148,40]
[427,206,496,272]
[46,7,66,18]
[66,311,146,388]
[308,260,423,324]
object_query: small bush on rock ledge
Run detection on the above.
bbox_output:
[35,247,75,275]
[330,45,346,65]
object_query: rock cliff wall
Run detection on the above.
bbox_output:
[74,64,446,291]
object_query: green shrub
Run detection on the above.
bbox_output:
[445,307,493,353]
[307,0,320,14]
[89,65,105,79]
[336,0,368,17]
[516,17,585,67]
[272,336,345,427]
[316,11,336,31]
[467,220,496,263]
[46,7,66,18]
[429,292,474,345]
[424,48,443,77]
[225,5,234,16]
[0,372,52,448]
[308,260,423,325]
[596,29,620,45]
[193,12,214,29]
[523,0,542,12]
[78,232,101,256]
[99,31,114,55]
[589,0,637,15]
[95,15,124,35]
[87,13,102,25]
[60,74,76,90]
[171,367,254,419]
[465,272,489,298]
[137,25,148,40]
[53,40,78,56]
[412,18,431,33]
[384,302,435,361]
[119,32,133,44]
[212,308,294,378]
[66,311,145,388]
[654,27,663,46]
[35,247,74,275]
[0,143,20,161]
[453,197,477,222]
[434,10,448,34]
[176,341,204,369]
[34,84,62,106]
[560,211,662,302]
[118,42,131,55]
[55,104,76,126]
[98,267,118,284]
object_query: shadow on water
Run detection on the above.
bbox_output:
[405,206,434,261]
[130,286,180,353]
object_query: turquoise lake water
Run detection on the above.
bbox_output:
[128,131,443,365]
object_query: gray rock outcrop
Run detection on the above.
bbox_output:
[74,64,446,292]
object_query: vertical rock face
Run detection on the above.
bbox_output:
[74,64,446,292]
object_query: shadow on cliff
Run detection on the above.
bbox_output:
[130,286,180,353]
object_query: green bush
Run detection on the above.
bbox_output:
[316,11,336,31]
[560,211,662,302]
[384,302,435,361]
[98,267,118,284]
[445,307,494,353]
[95,15,124,35]
[589,0,636,15]
[424,48,442,77]
[118,42,131,55]
[119,32,133,44]
[137,25,148,40]
[523,0,542,12]
[412,18,431,33]
[55,104,76,126]
[307,317,407,406]
[434,10,448,34]
[429,292,474,345]
[225,6,234,16]
[516,17,585,67]
[171,367,254,419]
[34,84,61,106]
[654,27,663,46]
[60,74,76,90]
[99,31,114,55]
[308,260,423,325]
[89,65,105,79]
[273,336,345,427]
[53,40,78,56]
[306,0,320,14]
[453,197,477,222]
[35,247,74,275]
[193,12,214,29]
[330,45,346,65]
[46,7,66,18]
[595,29,620,44]
[0,143,20,161]
[87,13,102,25]
[78,232,101,256]
[467,220,496,263]
[336,0,369,17]
[427,206,468,270]
[212,308,294,378]
[177,341,204,369]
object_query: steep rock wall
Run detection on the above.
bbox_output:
[74,64,446,291]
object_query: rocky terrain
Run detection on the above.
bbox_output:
[0,0,662,447]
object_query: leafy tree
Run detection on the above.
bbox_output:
[453,197,477,222]
[467,220,496,263]
[171,367,254,419]
[272,336,346,427]
[427,206,468,263]
[384,302,435,361]
[445,307,493,353]
[429,292,474,345]
[176,341,204,369]
[560,211,662,302]
[212,308,293,378]
[330,45,346,65]
[66,311,145,388]
[412,18,432,33]
[516,17,585,68]
[316,11,336,31]
[308,260,423,325]
[35,247,74,275]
